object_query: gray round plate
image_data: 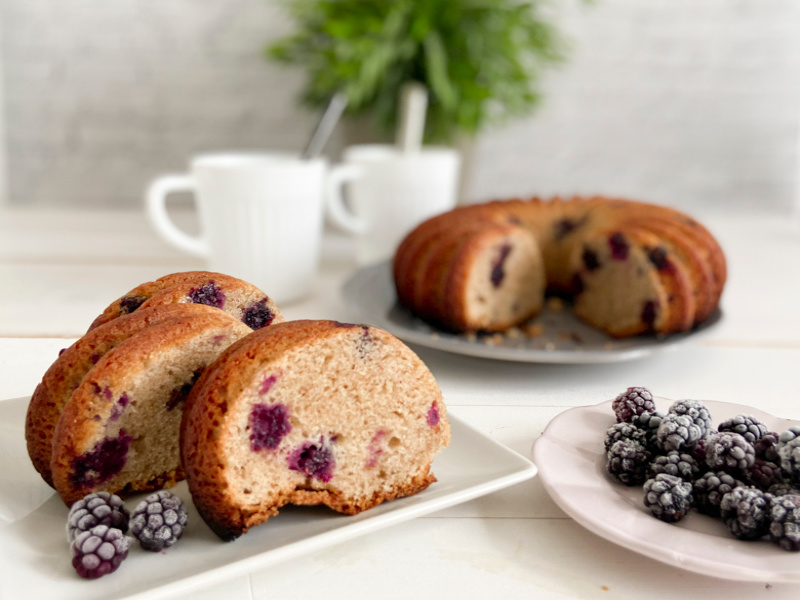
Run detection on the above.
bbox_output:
[341,261,722,364]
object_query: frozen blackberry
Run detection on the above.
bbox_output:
[718,414,768,445]
[612,387,656,423]
[130,490,189,551]
[693,471,744,517]
[668,399,713,436]
[647,451,699,482]
[769,483,800,497]
[657,413,704,452]
[704,432,755,475]
[770,494,800,551]
[778,438,800,482]
[643,474,693,523]
[746,459,784,492]
[71,524,130,579]
[720,486,773,540]
[754,431,780,463]
[606,439,651,486]
[604,422,649,453]
[66,491,129,543]
[631,410,665,452]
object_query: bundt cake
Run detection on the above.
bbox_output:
[49,309,253,505]
[181,320,450,541]
[26,303,240,488]
[393,197,726,337]
[88,271,283,332]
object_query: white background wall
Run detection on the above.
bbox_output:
[2,0,799,215]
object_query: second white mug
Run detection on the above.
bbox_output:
[326,144,461,265]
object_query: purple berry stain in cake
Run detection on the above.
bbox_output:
[366,430,387,468]
[648,246,671,271]
[490,244,513,288]
[259,374,279,395]
[609,233,629,260]
[582,247,600,271]
[109,392,130,422]
[356,326,376,358]
[427,402,440,426]
[641,300,658,328]
[119,295,146,315]
[571,273,585,295]
[288,438,335,482]
[242,299,275,330]
[249,403,291,451]
[188,281,226,308]
[70,430,133,488]
[554,216,588,240]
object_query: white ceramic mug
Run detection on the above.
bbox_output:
[146,152,357,304]
[326,144,460,265]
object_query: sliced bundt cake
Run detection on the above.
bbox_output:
[181,320,450,541]
[393,196,726,338]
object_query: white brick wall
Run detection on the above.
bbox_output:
[2,0,800,214]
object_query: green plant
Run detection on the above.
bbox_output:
[268,0,566,142]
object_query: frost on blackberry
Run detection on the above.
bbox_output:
[779,426,800,444]
[604,422,648,453]
[754,432,781,463]
[631,410,665,452]
[668,399,713,437]
[704,432,756,475]
[778,438,800,482]
[720,486,773,541]
[657,413,704,452]
[770,495,800,551]
[606,439,651,486]
[693,471,744,518]
[746,459,784,492]
[130,490,189,552]
[718,414,768,445]
[612,387,656,423]
[643,474,693,523]
[647,451,699,482]
[66,491,129,543]
[71,524,130,579]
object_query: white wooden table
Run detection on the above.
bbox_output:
[1,207,799,599]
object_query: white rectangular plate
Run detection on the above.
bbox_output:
[0,396,536,599]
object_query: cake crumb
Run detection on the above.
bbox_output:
[521,322,544,338]
[546,297,565,312]
[464,332,478,343]
[505,327,522,340]
[430,332,440,340]
[544,342,555,351]
[603,341,614,350]
[482,333,505,346]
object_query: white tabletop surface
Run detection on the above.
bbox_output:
[1,207,800,599]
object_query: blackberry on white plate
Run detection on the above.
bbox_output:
[643,474,693,523]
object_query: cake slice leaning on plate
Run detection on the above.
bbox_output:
[181,320,451,541]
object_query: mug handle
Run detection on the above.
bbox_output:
[145,175,209,257]
[325,164,368,235]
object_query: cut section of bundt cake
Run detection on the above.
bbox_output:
[50,310,252,506]
[393,196,726,338]
[569,226,695,337]
[180,320,450,541]
[26,303,235,488]
[88,271,283,332]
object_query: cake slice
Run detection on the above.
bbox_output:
[50,311,252,505]
[180,320,450,541]
[88,271,283,332]
[26,303,234,488]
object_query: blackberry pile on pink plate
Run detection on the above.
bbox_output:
[67,489,189,579]
[605,386,800,551]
